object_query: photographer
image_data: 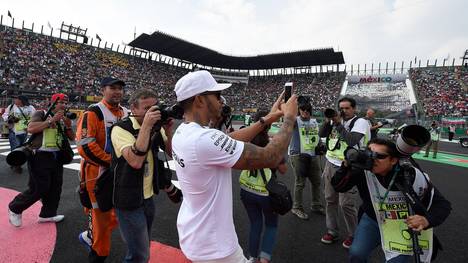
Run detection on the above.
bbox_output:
[319,97,371,248]
[365,108,384,140]
[331,138,451,262]
[2,95,36,173]
[289,102,324,220]
[8,93,74,227]
[110,89,180,263]
[172,70,296,263]
[423,122,440,159]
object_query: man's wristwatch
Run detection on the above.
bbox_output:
[131,143,148,156]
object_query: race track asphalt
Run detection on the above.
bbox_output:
[0,139,466,263]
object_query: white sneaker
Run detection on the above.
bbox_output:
[38,215,65,223]
[8,209,22,227]
[78,231,92,251]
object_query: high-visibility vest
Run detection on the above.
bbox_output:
[239,169,272,196]
[365,169,433,262]
[297,117,319,154]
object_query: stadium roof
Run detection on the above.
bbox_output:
[129,31,345,70]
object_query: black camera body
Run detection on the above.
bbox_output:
[65,111,77,120]
[7,115,20,124]
[156,103,184,125]
[324,108,345,119]
[221,105,232,119]
[344,148,376,170]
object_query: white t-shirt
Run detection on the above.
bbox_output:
[326,116,371,166]
[172,122,245,261]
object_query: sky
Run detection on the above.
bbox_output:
[2,0,467,68]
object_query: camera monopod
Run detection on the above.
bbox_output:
[6,99,59,166]
[394,160,430,263]
[388,124,431,263]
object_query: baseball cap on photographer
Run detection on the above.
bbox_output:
[174,70,231,102]
[51,93,68,102]
[100,77,126,87]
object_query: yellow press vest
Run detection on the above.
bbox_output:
[40,127,62,151]
[297,117,319,154]
[326,117,369,164]
[239,169,272,196]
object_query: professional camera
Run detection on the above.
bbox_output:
[65,111,77,120]
[344,148,379,170]
[344,125,430,170]
[7,116,20,124]
[221,104,232,119]
[6,98,60,167]
[324,108,345,119]
[6,145,33,166]
[156,103,184,125]
[324,108,337,118]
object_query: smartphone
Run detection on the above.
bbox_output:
[284,82,293,103]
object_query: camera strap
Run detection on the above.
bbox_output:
[325,116,359,151]
[372,166,399,211]
[17,106,29,121]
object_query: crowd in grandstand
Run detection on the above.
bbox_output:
[223,72,345,112]
[1,27,467,118]
[0,28,345,112]
[410,67,468,117]
[0,28,187,108]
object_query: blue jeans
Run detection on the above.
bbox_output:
[116,197,155,263]
[240,189,279,261]
[349,213,411,263]
[15,133,27,148]
[8,129,19,151]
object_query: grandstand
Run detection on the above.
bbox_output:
[342,74,415,113]
[0,18,467,122]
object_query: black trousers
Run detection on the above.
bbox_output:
[9,151,64,217]
[449,131,454,141]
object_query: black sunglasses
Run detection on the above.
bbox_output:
[199,91,221,100]
[366,149,390,159]
[374,151,390,159]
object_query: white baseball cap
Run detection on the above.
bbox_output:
[174,70,232,102]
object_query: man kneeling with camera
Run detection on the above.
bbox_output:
[332,137,451,263]
[110,89,182,262]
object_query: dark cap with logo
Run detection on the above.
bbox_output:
[100,77,126,88]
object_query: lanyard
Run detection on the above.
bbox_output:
[372,166,400,211]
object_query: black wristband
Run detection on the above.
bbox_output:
[131,143,148,156]
[259,117,266,125]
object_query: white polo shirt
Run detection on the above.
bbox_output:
[172,122,245,261]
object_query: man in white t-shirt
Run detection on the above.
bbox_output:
[172,70,298,263]
[318,97,371,249]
